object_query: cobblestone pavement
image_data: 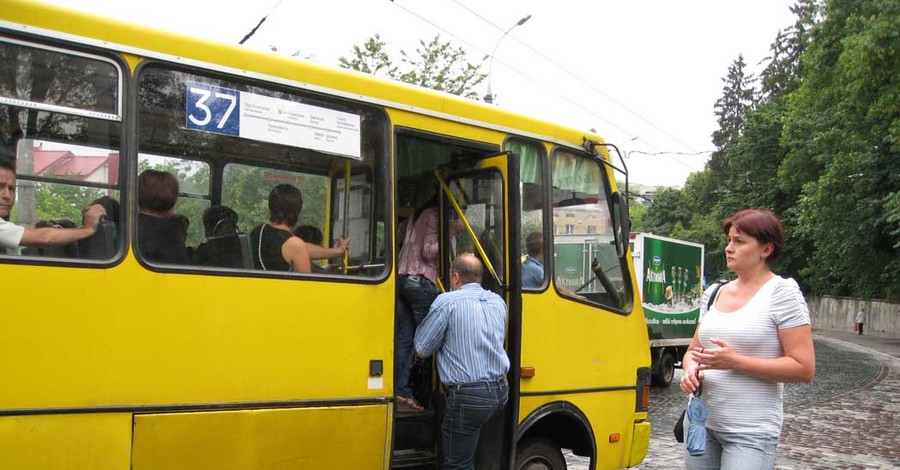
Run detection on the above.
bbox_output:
[564,334,900,469]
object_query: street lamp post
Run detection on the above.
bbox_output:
[484,14,531,104]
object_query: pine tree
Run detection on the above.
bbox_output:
[759,0,821,102]
[711,55,756,152]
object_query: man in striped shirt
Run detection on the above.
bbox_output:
[415,253,510,470]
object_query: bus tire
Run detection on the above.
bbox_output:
[653,350,676,387]
[514,438,567,470]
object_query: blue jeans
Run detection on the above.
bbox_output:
[395,275,439,398]
[441,380,508,470]
[684,428,779,470]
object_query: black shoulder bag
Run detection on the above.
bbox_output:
[674,280,728,443]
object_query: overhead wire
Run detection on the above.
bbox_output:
[389,0,637,138]
[627,150,713,172]
[393,0,717,172]
[449,0,699,153]
[394,0,714,172]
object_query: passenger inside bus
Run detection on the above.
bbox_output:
[522,231,545,289]
[249,184,312,273]
[192,205,247,269]
[89,196,120,225]
[76,195,120,260]
[523,231,584,299]
[137,170,189,264]
[395,193,443,412]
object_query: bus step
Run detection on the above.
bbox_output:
[394,408,436,452]
[391,449,437,469]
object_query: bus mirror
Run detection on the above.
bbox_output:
[611,191,630,258]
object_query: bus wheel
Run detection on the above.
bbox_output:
[653,350,676,387]
[514,438,566,470]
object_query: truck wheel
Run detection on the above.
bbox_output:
[652,351,676,387]
[651,350,675,387]
[514,438,567,470]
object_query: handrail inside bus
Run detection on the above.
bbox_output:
[342,161,351,274]
[435,171,503,290]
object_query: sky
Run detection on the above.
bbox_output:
[41,0,798,187]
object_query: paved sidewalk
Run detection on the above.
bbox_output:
[566,329,900,470]
[813,328,900,360]
[776,331,900,469]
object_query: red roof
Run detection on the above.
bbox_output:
[53,156,109,177]
[33,149,73,174]
[32,147,119,184]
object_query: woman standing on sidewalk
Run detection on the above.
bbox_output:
[680,209,816,469]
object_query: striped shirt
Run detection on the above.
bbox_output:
[698,276,810,437]
[414,283,510,386]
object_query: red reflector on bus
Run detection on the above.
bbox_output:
[609,433,621,443]
[520,367,535,378]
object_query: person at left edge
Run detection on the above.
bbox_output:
[415,253,510,470]
[0,159,106,254]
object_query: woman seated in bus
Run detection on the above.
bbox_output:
[137,169,189,264]
[249,184,311,273]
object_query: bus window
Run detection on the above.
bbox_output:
[506,139,547,290]
[443,170,505,294]
[137,65,388,278]
[0,37,123,262]
[551,148,631,309]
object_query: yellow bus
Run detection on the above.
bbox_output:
[0,1,651,469]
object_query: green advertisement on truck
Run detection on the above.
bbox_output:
[631,233,705,386]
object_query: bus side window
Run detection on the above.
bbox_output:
[507,138,547,291]
[550,148,630,309]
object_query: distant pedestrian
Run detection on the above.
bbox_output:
[856,308,866,336]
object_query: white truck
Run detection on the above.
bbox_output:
[631,233,705,386]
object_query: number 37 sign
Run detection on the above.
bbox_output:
[186,83,240,135]
[185,82,361,159]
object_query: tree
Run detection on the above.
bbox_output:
[339,35,486,99]
[628,200,648,233]
[337,34,396,77]
[758,0,821,103]
[782,0,900,300]
[711,55,756,152]
[640,187,691,236]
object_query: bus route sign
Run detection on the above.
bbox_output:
[185,82,361,159]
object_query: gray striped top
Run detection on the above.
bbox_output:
[698,276,810,436]
[414,283,510,386]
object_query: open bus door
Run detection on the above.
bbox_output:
[436,151,521,470]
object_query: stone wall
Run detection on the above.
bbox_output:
[807,296,900,337]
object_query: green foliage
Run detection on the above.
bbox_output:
[34,183,105,225]
[783,0,900,300]
[640,188,691,236]
[628,202,647,233]
[337,34,397,76]
[340,34,486,99]
[712,54,756,151]
[641,0,900,301]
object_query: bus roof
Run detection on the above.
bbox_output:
[3,0,611,154]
